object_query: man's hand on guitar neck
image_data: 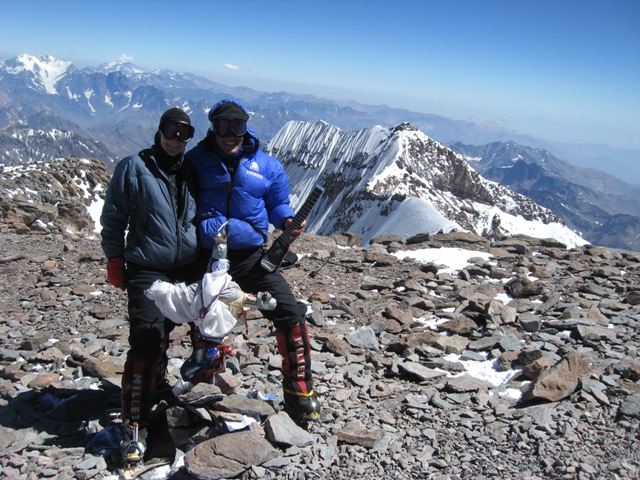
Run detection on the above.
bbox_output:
[285,217,307,243]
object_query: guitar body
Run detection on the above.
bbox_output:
[260,236,292,272]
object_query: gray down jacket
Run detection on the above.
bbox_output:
[100,148,199,270]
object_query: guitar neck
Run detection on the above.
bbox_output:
[279,185,324,243]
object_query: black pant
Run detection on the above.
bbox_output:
[226,247,313,394]
[226,247,307,327]
[121,256,208,422]
[126,259,206,359]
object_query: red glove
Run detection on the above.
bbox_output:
[106,257,127,290]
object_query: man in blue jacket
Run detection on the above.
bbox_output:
[101,108,203,458]
[187,99,320,422]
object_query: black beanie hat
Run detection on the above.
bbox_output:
[159,107,191,129]
[208,101,250,122]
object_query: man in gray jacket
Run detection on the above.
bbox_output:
[100,107,203,462]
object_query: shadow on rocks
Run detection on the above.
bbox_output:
[0,385,119,450]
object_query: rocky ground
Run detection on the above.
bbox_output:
[1,158,640,479]
[0,226,640,480]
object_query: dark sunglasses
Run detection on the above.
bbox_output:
[161,121,195,143]
[214,118,248,137]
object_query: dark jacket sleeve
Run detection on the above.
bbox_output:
[100,157,136,259]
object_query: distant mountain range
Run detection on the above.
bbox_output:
[450,142,640,250]
[1,54,637,178]
[0,53,639,251]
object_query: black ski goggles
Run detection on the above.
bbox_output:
[213,118,248,137]
[161,121,195,143]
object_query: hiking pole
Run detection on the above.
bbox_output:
[309,255,333,278]
[309,253,359,277]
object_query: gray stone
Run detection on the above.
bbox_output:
[398,362,448,382]
[618,394,640,418]
[345,325,380,350]
[184,431,280,479]
[264,411,314,447]
[212,394,276,420]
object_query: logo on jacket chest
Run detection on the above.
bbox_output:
[246,161,263,180]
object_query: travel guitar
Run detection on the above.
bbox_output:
[260,184,324,273]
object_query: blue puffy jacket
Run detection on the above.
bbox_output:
[187,110,294,251]
[100,148,200,270]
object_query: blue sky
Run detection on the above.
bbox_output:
[1,0,638,149]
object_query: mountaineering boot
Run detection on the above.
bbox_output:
[119,421,172,479]
[180,327,234,385]
[275,319,321,422]
[283,389,321,422]
[120,421,146,469]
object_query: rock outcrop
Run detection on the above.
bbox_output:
[1,158,109,236]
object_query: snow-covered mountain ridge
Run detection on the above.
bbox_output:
[266,121,586,248]
[3,54,73,94]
